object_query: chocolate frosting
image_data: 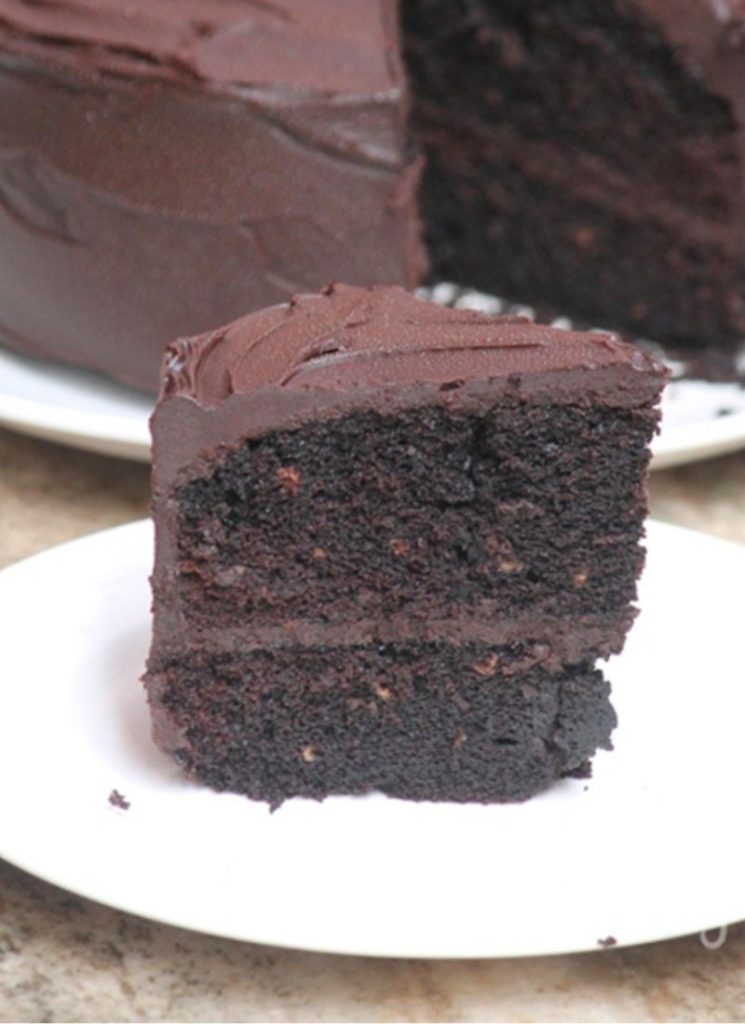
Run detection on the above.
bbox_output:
[0,0,424,391]
[152,285,667,489]
[1,0,737,391]
[0,0,402,93]
[162,283,658,405]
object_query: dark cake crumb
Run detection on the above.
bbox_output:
[598,936,618,948]
[108,789,130,810]
[405,0,745,355]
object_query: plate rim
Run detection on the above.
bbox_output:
[651,408,745,469]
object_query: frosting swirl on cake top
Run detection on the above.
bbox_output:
[162,284,660,408]
[0,0,400,93]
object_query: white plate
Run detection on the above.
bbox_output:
[655,375,745,468]
[2,338,745,469]
[0,519,743,958]
[0,348,151,461]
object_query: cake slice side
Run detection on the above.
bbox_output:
[145,285,667,804]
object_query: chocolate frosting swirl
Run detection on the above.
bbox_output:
[0,0,401,93]
[161,284,660,408]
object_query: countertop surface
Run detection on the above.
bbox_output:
[1,425,744,1023]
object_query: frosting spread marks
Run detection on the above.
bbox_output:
[162,284,659,407]
[0,0,400,93]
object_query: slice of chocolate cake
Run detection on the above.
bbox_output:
[145,284,666,805]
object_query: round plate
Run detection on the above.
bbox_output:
[0,519,743,957]
[0,348,151,461]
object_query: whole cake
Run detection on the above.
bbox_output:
[145,284,666,805]
[1,1,744,389]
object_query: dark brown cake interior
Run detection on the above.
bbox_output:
[171,403,649,629]
[150,643,614,804]
[404,0,745,350]
[148,395,656,804]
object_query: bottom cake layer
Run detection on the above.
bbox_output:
[145,640,616,805]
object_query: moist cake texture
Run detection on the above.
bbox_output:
[405,0,745,357]
[145,284,666,805]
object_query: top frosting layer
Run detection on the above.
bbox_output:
[162,284,660,408]
[0,0,401,94]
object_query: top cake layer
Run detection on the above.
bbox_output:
[162,284,661,405]
[0,0,401,94]
[153,286,666,487]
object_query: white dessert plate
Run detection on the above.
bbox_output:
[0,348,152,462]
[2,338,745,469]
[0,519,743,958]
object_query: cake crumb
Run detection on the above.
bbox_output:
[375,683,393,701]
[108,789,130,810]
[573,570,588,587]
[573,226,596,250]
[473,653,500,677]
[390,538,409,557]
[276,466,302,493]
[311,546,327,560]
[301,745,317,763]
[598,936,617,948]
[497,557,524,574]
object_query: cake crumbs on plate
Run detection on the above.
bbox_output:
[108,789,130,810]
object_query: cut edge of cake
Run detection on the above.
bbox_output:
[145,284,667,806]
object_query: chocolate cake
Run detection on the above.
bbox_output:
[0,1,424,391]
[405,0,745,359]
[1,1,744,390]
[145,284,666,805]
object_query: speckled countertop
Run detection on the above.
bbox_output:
[1,425,745,1024]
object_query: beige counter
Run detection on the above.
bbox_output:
[1,425,744,1023]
